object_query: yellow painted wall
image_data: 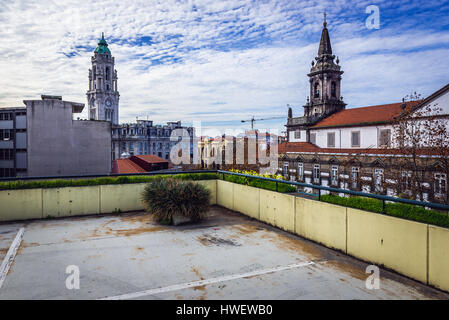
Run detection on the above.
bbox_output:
[196,180,217,205]
[0,189,43,221]
[296,197,347,252]
[259,189,295,233]
[100,183,147,213]
[217,180,234,210]
[429,225,449,292]
[347,208,428,283]
[43,186,100,218]
[233,183,260,219]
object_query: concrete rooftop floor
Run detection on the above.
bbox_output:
[0,205,448,300]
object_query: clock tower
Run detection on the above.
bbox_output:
[87,33,119,125]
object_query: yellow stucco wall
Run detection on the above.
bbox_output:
[233,183,260,219]
[100,183,147,213]
[296,197,347,252]
[429,225,449,292]
[259,189,295,233]
[0,189,43,221]
[43,186,100,218]
[195,180,217,205]
[347,208,428,283]
[217,180,234,210]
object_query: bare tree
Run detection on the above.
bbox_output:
[391,93,449,203]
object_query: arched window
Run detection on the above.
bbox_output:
[106,67,110,80]
[331,81,336,98]
[314,82,320,98]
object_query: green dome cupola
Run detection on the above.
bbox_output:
[94,33,111,55]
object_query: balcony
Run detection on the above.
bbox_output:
[0,171,448,299]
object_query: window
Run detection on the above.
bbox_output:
[351,167,359,189]
[331,165,338,186]
[351,131,360,147]
[313,164,320,184]
[0,149,14,160]
[310,133,316,145]
[374,169,384,193]
[0,168,15,177]
[283,162,289,176]
[298,163,304,181]
[379,129,391,147]
[401,171,411,192]
[0,113,12,120]
[331,81,336,98]
[294,130,301,140]
[314,82,320,98]
[434,173,447,196]
[0,130,11,141]
[327,132,335,147]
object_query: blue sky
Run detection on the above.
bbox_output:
[0,0,448,136]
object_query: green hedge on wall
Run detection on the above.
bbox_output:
[0,173,219,190]
[223,174,297,193]
[321,194,449,229]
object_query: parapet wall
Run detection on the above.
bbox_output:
[1,179,448,293]
[216,179,449,293]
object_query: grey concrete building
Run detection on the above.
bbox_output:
[0,107,27,177]
[0,95,111,177]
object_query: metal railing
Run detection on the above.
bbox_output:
[1,169,448,213]
[217,170,449,213]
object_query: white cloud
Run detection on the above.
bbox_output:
[0,0,448,136]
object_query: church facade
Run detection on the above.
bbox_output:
[280,19,449,204]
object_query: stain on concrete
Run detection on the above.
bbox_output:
[197,234,240,247]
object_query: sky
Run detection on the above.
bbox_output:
[0,0,448,137]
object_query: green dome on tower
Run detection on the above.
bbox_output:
[94,33,111,55]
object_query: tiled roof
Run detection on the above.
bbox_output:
[133,154,168,164]
[312,101,420,129]
[113,159,146,174]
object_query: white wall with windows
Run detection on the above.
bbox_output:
[289,129,307,142]
[310,124,393,149]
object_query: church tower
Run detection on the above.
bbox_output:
[303,14,345,118]
[87,33,119,125]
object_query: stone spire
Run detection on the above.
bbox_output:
[318,12,332,56]
[304,13,346,119]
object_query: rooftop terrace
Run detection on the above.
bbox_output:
[0,206,447,300]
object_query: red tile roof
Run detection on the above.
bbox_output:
[113,159,146,174]
[312,101,420,129]
[133,154,169,164]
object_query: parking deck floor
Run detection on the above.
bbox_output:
[0,205,447,300]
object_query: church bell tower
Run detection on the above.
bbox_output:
[304,14,345,118]
[87,33,119,125]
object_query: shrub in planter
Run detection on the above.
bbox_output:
[141,178,211,225]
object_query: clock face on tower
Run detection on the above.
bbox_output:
[105,99,111,107]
